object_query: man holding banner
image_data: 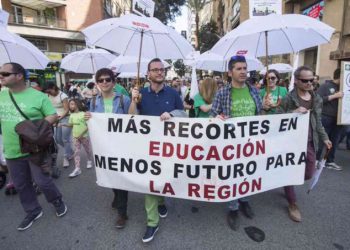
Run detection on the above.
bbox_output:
[129,58,186,243]
[277,66,331,222]
[85,68,131,229]
[210,55,263,231]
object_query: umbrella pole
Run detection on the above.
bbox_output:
[90,54,95,74]
[265,31,270,96]
[137,30,144,89]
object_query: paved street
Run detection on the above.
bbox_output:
[1,146,349,250]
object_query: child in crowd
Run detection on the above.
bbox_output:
[62,99,93,178]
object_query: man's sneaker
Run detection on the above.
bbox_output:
[17,210,43,231]
[115,214,128,229]
[63,157,70,168]
[86,161,93,169]
[53,199,67,217]
[326,162,343,171]
[240,201,254,219]
[227,210,239,231]
[288,203,301,222]
[142,225,159,243]
[69,168,81,178]
[158,205,168,218]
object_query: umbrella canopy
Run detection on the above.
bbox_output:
[108,56,170,75]
[118,72,146,78]
[211,14,334,59]
[0,27,49,69]
[82,14,193,60]
[60,48,117,74]
[259,63,293,75]
[193,51,263,72]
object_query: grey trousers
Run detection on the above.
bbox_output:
[7,156,62,214]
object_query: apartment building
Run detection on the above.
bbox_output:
[0,0,131,85]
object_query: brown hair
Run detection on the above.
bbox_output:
[199,78,217,104]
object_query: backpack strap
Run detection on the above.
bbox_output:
[9,91,29,120]
[119,94,124,111]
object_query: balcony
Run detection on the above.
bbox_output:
[9,14,66,29]
[11,0,66,10]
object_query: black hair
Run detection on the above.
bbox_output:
[263,69,280,85]
[333,68,340,80]
[147,58,162,71]
[4,62,26,80]
[294,66,313,79]
[95,68,115,82]
[228,56,247,71]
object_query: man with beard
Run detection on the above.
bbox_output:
[129,58,185,243]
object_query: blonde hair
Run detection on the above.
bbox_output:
[199,78,217,104]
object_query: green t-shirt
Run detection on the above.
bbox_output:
[0,88,56,159]
[104,98,113,113]
[114,84,129,96]
[231,86,256,117]
[260,86,288,114]
[69,112,88,138]
[194,93,210,118]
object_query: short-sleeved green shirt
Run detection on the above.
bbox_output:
[0,88,56,159]
[231,86,256,117]
[194,93,210,118]
[114,84,129,96]
[260,86,288,114]
[104,98,113,113]
[69,112,88,138]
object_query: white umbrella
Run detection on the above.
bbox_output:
[211,14,334,94]
[118,72,146,78]
[0,26,49,69]
[82,13,193,86]
[259,63,293,75]
[308,149,330,194]
[108,55,170,75]
[60,48,117,74]
[194,51,263,72]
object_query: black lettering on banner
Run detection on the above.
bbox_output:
[95,155,106,169]
[237,122,247,137]
[191,123,203,139]
[260,120,270,134]
[125,119,138,133]
[120,158,133,172]
[249,121,259,136]
[206,124,220,139]
[140,119,151,134]
[135,159,148,173]
[179,122,189,138]
[164,121,175,136]
[224,123,236,139]
[298,152,307,164]
[187,164,200,178]
[108,118,123,132]
[202,165,215,179]
[150,161,161,175]
[286,153,295,165]
[108,157,119,171]
[279,117,298,132]
[174,163,184,178]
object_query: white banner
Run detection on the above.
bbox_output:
[337,62,350,125]
[249,0,282,19]
[132,0,155,17]
[88,113,309,202]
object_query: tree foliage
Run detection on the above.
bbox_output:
[173,59,187,77]
[199,19,220,53]
[153,0,186,24]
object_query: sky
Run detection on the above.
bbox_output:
[170,6,188,33]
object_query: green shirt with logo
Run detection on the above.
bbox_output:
[231,86,256,117]
[260,86,288,114]
[0,88,56,159]
[104,98,113,113]
[69,112,88,138]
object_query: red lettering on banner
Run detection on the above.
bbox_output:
[191,145,204,160]
[149,180,160,193]
[163,183,175,195]
[222,145,234,160]
[163,143,174,157]
[188,183,200,197]
[203,185,215,200]
[206,146,220,160]
[149,141,160,156]
[218,185,230,199]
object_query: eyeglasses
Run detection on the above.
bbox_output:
[0,72,18,77]
[149,68,165,73]
[268,76,277,81]
[97,77,112,83]
[298,78,314,84]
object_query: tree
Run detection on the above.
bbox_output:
[186,0,212,50]
[173,59,186,77]
[153,0,186,24]
[199,19,220,53]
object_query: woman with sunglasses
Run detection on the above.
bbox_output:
[260,69,288,114]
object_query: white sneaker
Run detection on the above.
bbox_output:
[63,158,70,168]
[86,161,93,169]
[69,168,81,178]
[326,162,343,171]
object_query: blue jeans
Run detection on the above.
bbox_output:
[339,125,350,149]
[318,115,344,163]
[55,116,73,159]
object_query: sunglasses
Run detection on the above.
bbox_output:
[97,77,112,83]
[298,78,314,84]
[0,72,18,77]
[268,76,277,81]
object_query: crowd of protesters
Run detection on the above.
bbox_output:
[0,56,348,242]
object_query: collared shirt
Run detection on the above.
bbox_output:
[138,85,184,116]
[90,93,130,114]
[210,83,262,117]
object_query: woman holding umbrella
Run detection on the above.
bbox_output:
[260,69,288,114]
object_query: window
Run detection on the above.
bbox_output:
[65,43,85,53]
[12,5,23,24]
[27,38,48,51]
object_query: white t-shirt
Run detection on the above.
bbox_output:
[48,91,68,116]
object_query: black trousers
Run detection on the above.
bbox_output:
[112,189,128,216]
